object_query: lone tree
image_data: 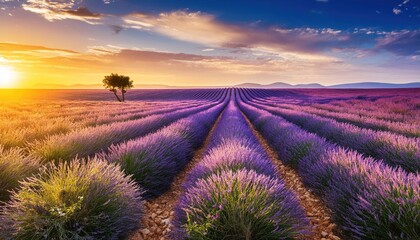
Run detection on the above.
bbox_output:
[103,73,133,102]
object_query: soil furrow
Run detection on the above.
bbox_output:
[240,109,341,240]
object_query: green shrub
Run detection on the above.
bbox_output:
[0,157,144,240]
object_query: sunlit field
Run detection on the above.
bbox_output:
[1,0,420,238]
[0,88,418,239]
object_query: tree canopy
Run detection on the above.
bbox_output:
[103,73,133,102]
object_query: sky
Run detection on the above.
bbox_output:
[0,0,419,88]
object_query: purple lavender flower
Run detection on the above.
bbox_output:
[173,169,309,239]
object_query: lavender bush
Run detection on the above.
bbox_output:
[183,139,278,189]
[0,157,144,240]
[173,169,309,239]
[0,145,40,202]
[317,149,420,239]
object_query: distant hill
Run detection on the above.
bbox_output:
[235,82,420,89]
[295,83,325,88]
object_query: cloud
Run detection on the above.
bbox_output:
[15,3,368,58]
[21,0,102,23]
[0,42,82,72]
[123,11,243,47]
[0,43,78,55]
[112,49,216,62]
[109,25,124,34]
[392,0,412,15]
[4,7,353,71]
[63,6,101,18]
[393,8,402,15]
[375,30,420,56]
[122,11,354,57]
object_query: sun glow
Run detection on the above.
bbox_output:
[0,65,18,88]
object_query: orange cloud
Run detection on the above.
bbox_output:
[2,42,416,88]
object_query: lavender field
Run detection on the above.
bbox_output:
[0,88,419,240]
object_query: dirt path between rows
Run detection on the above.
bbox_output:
[128,108,226,240]
[241,110,341,240]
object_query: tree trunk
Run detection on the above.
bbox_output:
[112,90,122,102]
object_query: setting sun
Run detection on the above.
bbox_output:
[0,65,18,88]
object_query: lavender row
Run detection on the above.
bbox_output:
[182,100,278,189]
[248,88,420,124]
[0,102,205,149]
[258,94,419,136]
[237,91,419,239]
[242,91,420,173]
[309,97,420,124]
[0,100,151,122]
[68,101,202,125]
[311,100,419,124]
[31,100,223,163]
[1,101,203,131]
[173,99,309,239]
[102,97,228,199]
[125,88,229,101]
[62,101,208,124]
[292,103,418,137]
[0,101,179,139]
[253,98,419,138]
[79,102,203,127]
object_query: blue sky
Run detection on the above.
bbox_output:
[92,0,419,30]
[0,0,419,87]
